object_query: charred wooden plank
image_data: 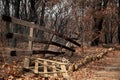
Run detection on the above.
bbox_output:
[10,51,16,56]
[10,50,65,56]
[44,29,81,47]
[2,15,12,22]
[33,50,65,55]
[6,33,14,39]
[1,16,81,47]
[38,41,75,52]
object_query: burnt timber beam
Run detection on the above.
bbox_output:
[37,41,75,52]
[5,32,75,52]
[33,50,65,54]
[1,15,81,47]
[10,50,65,56]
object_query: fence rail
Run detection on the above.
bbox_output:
[0,15,81,47]
[0,15,82,58]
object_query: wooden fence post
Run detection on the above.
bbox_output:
[34,60,39,73]
[44,61,48,77]
[61,65,69,78]
[24,57,30,69]
[52,63,57,77]
[28,22,34,50]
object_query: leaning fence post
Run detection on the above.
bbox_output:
[24,22,34,70]
[28,22,34,50]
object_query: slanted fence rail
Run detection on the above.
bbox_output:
[0,15,80,56]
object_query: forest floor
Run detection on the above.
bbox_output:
[69,49,120,80]
[0,45,120,80]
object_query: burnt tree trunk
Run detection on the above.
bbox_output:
[12,0,20,47]
[29,0,37,22]
[2,0,10,31]
[36,0,46,39]
[2,0,11,47]
[118,0,120,43]
[91,0,109,45]
[40,1,45,26]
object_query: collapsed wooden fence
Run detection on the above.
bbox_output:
[24,57,69,79]
[0,15,80,56]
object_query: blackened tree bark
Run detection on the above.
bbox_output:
[40,0,46,26]
[2,0,11,47]
[10,0,20,32]
[103,0,109,8]
[2,0,10,32]
[13,0,20,18]
[12,0,20,47]
[29,0,37,22]
[37,0,46,39]
[91,0,109,45]
[118,0,120,43]
[2,0,10,16]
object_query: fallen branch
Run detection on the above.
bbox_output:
[68,48,114,71]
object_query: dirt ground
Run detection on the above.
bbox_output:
[0,46,120,80]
